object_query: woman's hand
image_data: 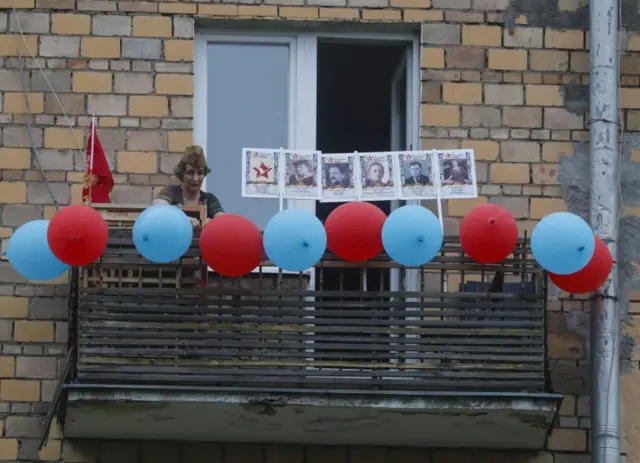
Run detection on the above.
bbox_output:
[188,217,200,228]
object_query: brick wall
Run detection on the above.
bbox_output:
[0,0,636,461]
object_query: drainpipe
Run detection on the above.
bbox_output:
[589,0,621,461]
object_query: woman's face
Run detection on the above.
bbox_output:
[182,164,205,193]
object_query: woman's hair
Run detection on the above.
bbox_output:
[174,145,211,181]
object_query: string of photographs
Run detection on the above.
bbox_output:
[241,148,477,205]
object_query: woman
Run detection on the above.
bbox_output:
[153,145,224,227]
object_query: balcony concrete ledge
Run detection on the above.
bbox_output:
[63,387,562,449]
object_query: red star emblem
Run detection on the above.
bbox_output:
[253,162,273,179]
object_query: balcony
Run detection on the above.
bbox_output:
[51,205,561,450]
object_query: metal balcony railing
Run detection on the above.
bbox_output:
[66,227,549,395]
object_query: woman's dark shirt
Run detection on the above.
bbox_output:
[154,185,224,219]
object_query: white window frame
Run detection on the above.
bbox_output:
[193,31,421,282]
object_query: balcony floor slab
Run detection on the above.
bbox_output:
[63,387,561,449]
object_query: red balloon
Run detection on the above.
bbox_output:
[47,205,108,266]
[324,202,386,262]
[200,214,264,277]
[459,204,518,264]
[549,236,612,294]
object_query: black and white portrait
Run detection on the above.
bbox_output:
[324,163,351,189]
[283,150,321,199]
[358,153,398,200]
[398,152,436,199]
[320,154,357,202]
[437,149,478,198]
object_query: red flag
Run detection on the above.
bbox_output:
[82,120,114,204]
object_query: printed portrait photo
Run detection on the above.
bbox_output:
[324,162,352,189]
[286,157,316,187]
[401,158,432,187]
[436,149,478,199]
[362,160,393,188]
[441,157,472,185]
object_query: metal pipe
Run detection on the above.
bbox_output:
[589,0,621,460]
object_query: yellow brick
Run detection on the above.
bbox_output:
[0,228,12,238]
[461,140,499,161]
[421,104,460,127]
[129,95,169,117]
[43,206,57,220]
[48,421,63,440]
[530,50,569,71]
[319,8,359,19]
[72,72,112,93]
[164,40,194,62]
[628,34,640,52]
[0,380,40,401]
[624,205,640,217]
[542,141,573,162]
[279,7,319,19]
[156,74,193,95]
[547,429,587,451]
[0,0,34,7]
[0,357,15,378]
[238,5,278,16]
[132,16,172,37]
[421,47,445,68]
[490,163,529,184]
[99,117,119,128]
[621,88,640,109]
[67,171,85,183]
[3,92,44,114]
[159,2,197,13]
[525,84,563,106]
[448,197,488,217]
[0,35,37,57]
[117,151,158,174]
[0,296,29,319]
[488,49,528,70]
[558,0,581,11]
[198,4,238,16]
[530,198,566,219]
[81,37,121,59]
[545,29,584,49]
[168,131,193,153]
[0,439,18,460]
[14,320,54,342]
[403,9,443,21]
[0,148,31,169]
[44,128,84,150]
[362,9,401,20]
[421,139,459,150]
[462,25,502,46]
[0,182,27,203]
[559,395,576,415]
[391,0,430,6]
[442,83,482,104]
[39,440,62,461]
[52,13,91,35]
[71,184,83,204]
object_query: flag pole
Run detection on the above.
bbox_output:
[87,115,96,204]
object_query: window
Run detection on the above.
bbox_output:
[198,38,294,230]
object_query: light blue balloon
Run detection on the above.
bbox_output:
[263,209,327,272]
[382,205,443,267]
[531,212,595,275]
[6,220,69,281]
[133,205,193,263]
